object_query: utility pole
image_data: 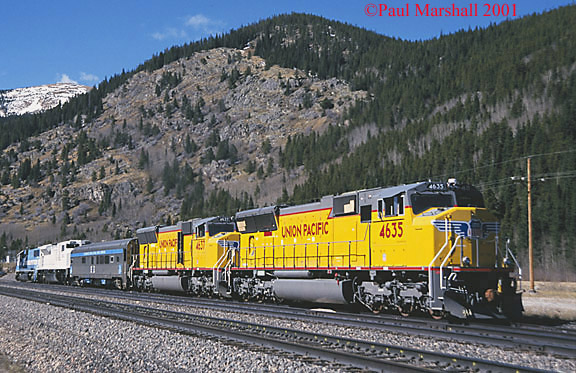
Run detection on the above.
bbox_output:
[527,157,535,292]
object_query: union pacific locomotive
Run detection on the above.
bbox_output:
[16,180,523,320]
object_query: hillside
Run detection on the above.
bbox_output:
[1,7,576,279]
[0,46,364,246]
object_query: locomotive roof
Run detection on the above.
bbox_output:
[138,217,227,235]
[190,216,219,227]
[136,226,157,234]
[359,182,427,200]
[236,182,429,218]
[158,224,179,233]
[236,206,278,219]
[71,238,135,253]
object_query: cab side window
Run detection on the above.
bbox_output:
[378,193,405,218]
[196,224,206,238]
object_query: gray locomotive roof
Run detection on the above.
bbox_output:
[361,182,427,199]
[72,238,135,253]
[279,198,330,215]
[136,226,157,234]
[235,183,429,218]
[236,206,278,219]
[154,217,223,232]
[158,224,179,233]
[191,216,218,227]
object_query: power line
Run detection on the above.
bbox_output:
[521,149,576,159]
[422,148,576,184]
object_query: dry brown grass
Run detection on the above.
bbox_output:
[0,354,26,373]
[521,281,576,321]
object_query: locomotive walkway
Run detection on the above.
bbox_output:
[0,283,559,372]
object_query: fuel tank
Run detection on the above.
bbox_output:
[272,279,353,304]
[150,276,188,292]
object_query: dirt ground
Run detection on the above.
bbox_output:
[0,354,25,373]
[521,281,576,321]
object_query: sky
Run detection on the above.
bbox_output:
[1,0,574,89]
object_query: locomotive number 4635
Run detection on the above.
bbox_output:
[380,222,404,239]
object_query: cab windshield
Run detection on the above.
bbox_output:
[208,223,235,236]
[410,193,454,215]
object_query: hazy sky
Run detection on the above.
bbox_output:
[1,0,573,89]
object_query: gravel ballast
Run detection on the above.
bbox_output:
[0,276,574,372]
[0,295,331,372]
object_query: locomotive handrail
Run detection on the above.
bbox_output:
[440,235,462,289]
[224,248,236,286]
[244,238,369,251]
[212,245,235,290]
[428,218,450,300]
[241,240,365,270]
[505,239,523,290]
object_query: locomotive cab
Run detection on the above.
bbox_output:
[15,249,31,281]
[407,181,522,320]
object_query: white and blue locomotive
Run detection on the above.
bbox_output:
[16,240,90,283]
[15,245,45,281]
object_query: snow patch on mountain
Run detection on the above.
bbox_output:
[0,83,89,117]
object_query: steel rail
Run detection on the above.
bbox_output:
[0,285,548,372]
[11,281,573,358]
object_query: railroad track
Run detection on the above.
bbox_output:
[6,280,573,360]
[0,284,548,372]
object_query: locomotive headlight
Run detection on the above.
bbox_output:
[462,256,471,267]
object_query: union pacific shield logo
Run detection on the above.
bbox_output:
[218,240,239,249]
[431,221,469,237]
[432,220,499,238]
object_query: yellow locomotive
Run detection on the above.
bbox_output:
[232,180,521,319]
[133,217,237,294]
[131,180,522,319]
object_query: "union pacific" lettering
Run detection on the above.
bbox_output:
[281,222,329,238]
[159,239,178,249]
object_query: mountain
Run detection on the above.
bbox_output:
[0,83,89,117]
[0,46,364,247]
[1,8,575,279]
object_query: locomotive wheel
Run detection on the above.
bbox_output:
[398,304,413,317]
[372,304,384,314]
[429,309,445,320]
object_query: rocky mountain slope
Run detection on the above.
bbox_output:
[0,46,365,244]
[0,83,89,117]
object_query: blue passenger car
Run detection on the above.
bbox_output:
[70,239,137,289]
